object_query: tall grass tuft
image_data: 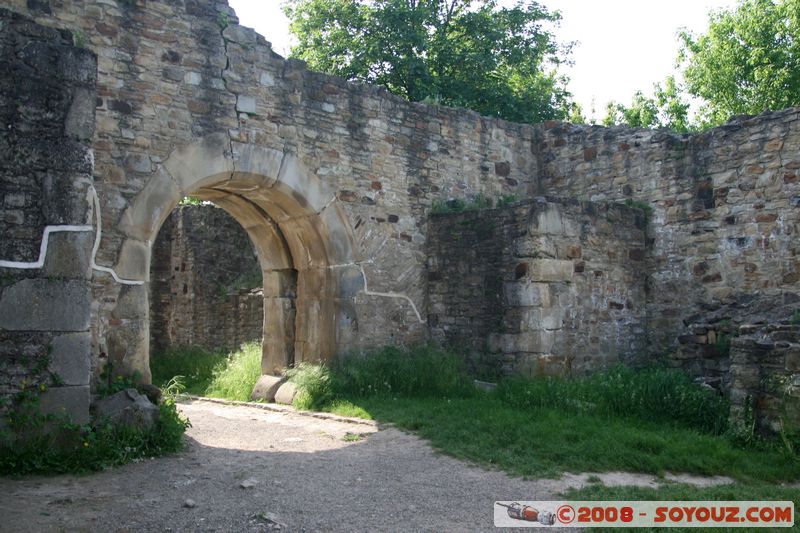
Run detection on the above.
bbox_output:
[330,344,475,399]
[285,363,335,411]
[286,345,474,413]
[495,365,730,434]
[150,346,227,395]
[205,342,262,401]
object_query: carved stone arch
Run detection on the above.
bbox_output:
[115,134,360,381]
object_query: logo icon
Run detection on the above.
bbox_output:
[557,504,576,524]
[496,502,556,525]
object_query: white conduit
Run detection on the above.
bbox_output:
[0,186,144,286]
[358,264,424,323]
[0,224,93,269]
[87,186,144,285]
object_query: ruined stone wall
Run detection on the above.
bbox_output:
[149,204,263,354]
[2,1,798,430]
[427,198,647,378]
[10,0,538,382]
[0,8,96,422]
[533,113,800,384]
[730,322,800,434]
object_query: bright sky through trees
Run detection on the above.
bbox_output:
[228,0,737,121]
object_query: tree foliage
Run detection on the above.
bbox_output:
[603,76,691,132]
[679,0,800,127]
[283,0,575,123]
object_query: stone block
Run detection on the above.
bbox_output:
[65,86,96,141]
[113,238,150,282]
[163,133,234,192]
[119,167,182,242]
[262,339,292,376]
[274,381,297,405]
[111,284,149,320]
[0,279,90,331]
[43,230,93,279]
[487,332,553,354]
[223,24,258,46]
[516,330,556,353]
[125,152,152,174]
[731,365,760,389]
[91,388,159,430]
[39,385,90,425]
[528,259,574,282]
[522,308,563,331]
[106,320,151,384]
[230,142,283,184]
[236,95,257,115]
[50,332,91,386]
[504,282,551,307]
[269,153,334,219]
[786,350,800,372]
[251,374,285,402]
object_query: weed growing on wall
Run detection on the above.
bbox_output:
[623,198,654,222]
[496,194,520,207]
[430,193,498,214]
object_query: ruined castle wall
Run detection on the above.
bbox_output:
[149,204,263,354]
[0,8,96,422]
[533,113,800,384]
[427,198,647,378]
[10,0,538,381]
[730,323,800,434]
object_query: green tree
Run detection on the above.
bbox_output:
[603,76,691,132]
[679,0,800,127]
[283,0,575,123]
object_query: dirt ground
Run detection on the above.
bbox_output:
[0,399,734,532]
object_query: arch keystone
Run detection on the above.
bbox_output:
[230,142,283,187]
[164,133,233,193]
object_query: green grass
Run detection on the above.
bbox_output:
[151,346,227,395]
[286,346,800,485]
[348,395,799,483]
[563,483,800,532]
[205,342,262,401]
[0,378,190,475]
[495,365,730,435]
[151,342,262,402]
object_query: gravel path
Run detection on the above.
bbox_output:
[0,399,733,532]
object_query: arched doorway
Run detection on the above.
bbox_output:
[113,134,359,382]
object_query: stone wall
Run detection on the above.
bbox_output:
[0,8,96,423]
[1,1,798,431]
[533,114,800,384]
[8,0,539,384]
[427,198,647,378]
[730,322,800,435]
[150,204,263,354]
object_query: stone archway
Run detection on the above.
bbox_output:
[115,134,359,381]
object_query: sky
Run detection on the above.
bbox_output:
[228,0,738,121]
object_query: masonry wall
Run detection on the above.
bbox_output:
[0,8,96,423]
[149,204,263,354]
[427,198,647,378]
[730,321,800,434]
[2,2,798,431]
[10,0,539,382]
[533,114,800,386]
